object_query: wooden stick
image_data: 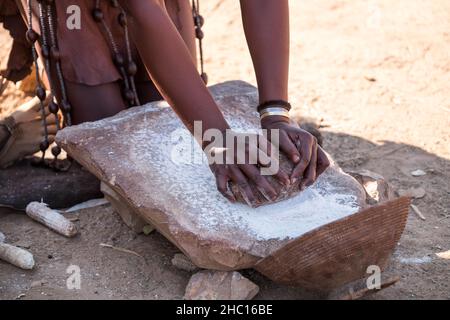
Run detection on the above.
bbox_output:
[26,202,78,237]
[410,204,426,221]
[335,276,400,300]
[0,243,35,270]
[99,243,143,258]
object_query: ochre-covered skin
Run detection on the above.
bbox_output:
[229,152,321,207]
[14,0,196,124]
[11,0,329,202]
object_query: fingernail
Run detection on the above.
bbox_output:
[226,191,236,202]
[293,155,300,163]
[291,177,298,184]
[258,187,276,202]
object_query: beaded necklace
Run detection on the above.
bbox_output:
[26,0,206,169]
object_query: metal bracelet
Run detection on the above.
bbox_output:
[259,110,290,121]
[259,106,291,115]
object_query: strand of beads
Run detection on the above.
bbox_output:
[26,0,49,164]
[115,1,140,106]
[93,0,139,107]
[192,0,207,84]
[37,1,62,163]
[45,0,72,128]
[27,0,72,170]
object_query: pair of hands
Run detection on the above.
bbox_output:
[208,116,330,206]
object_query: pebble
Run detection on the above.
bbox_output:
[184,271,259,300]
[436,250,450,260]
[30,280,46,288]
[398,187,426,199]
[411,169,427,177]
[171,253,198,272]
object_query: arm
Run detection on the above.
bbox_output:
[121,0,227,136]
[240,0,329,188]
[240,0,289,103]
[119,0,288,205]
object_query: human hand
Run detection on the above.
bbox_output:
[261,116,330,190]
[205,130,290,207]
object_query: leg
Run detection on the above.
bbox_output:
[64,81,127,125]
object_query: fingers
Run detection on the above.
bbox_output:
[256,138,272,167]
[47,135,55,144]
[290,136,313,184]
[28,95,51,112]
[279,131,301,164]
[215,170,236,202]
[43,106,51,118]
[274,168,290,187]
[239,164,278,202]
[46,124,58,135]
[45,113,57,125]
[256,137,290,187]
[300,138,318,190]
[229,166,257,206]
[316,147,330,177]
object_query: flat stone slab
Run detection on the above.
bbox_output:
[56,81,366,270]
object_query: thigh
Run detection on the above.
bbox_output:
[65,81,127,125]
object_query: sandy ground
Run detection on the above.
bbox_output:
[0,0,449,300]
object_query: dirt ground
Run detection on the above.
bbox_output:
[0,0,449,300]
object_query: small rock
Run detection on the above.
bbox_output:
[436,250,450,260]
[15,293,26,300]
[142,225,155,235]
[30,280,46,288]
[411,169,427,177]
[347,169,395,204]
[184,271,259,300]
[397,187,426,199]
[410,204,426,221]
[0,232,5,243]
[171,253,198,272]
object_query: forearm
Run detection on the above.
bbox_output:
[122,1,229,136]
[240,0,290,103]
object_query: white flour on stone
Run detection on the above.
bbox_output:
[125,102,364,256]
